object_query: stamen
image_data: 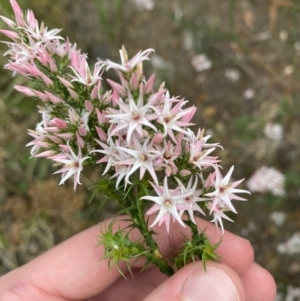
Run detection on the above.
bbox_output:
[185,194,193,201]
[132,111,140,121]
[164,199,171,207]
[164,151,172,160]
[139,154,148,161]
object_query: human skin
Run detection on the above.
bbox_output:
[0,216,276,301]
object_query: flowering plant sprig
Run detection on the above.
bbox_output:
[0,0,250,276]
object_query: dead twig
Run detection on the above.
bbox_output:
[250,52,292,92]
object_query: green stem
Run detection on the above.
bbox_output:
[187,215,199,239]
[143,252,174,277]
[122,187,175,276]
[186,215,205,260]
[133,210,174,276]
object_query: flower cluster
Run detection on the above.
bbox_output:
[277,232,300,255]
[1,0,250,275]
[247,166,285,196]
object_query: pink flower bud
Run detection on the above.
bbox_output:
[24,64,51,86]
[96,108,108,124]
[34,150,57,158]
[56,133,74,140]
[45,91,62,104]
[144,74,155,93]
[68,109,79,125]
[129,74,139,90]
[101,90,112,105]
[91,86,98,100]
[65,37,70,54]
[111,91,120,106]
[85,100,94,112]
[36,141,51,148]
[95,126,107,141]
[71,51,81,69]
[14,85,35,97]
[41,74,54,87]
[43,127,60,133]
[179,169,192,177]
[59,144,70,152]
[119,72,128,87]
[34,91,48,102]
[153,133,164,144]
[78,126,87,137]
[49,57,58,73]
[165,166,172,177]
[26,10,36,29]
[36,46,51,66]
[175,133,184,151]
[52,118,68,129]
[48,153,68,160]
[0,16,15,28]
[204,171,216,190]
[10,0,24,26]
[171,165,178,175]
[67,87,79,100]
[57,76,73,88]
[91,80,101,100]
[0,29,19,41]
[46,135,63,144]
[76,132,85,149]
[107,79,126,96]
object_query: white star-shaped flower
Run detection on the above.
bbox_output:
[177,176,208,223]
[141,177,190,233]
[52,142,90,190]
[117,137,160,185]
[205,166,250,214]
[156,92,195,143]
[106,88,157,144]
[206,202,234,234]
[102,48,154,72]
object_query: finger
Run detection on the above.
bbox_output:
[240,262,277,301]
[0,216,254,300]
[142,261,246,301]
[0,222,121,300]
[91,267,168,301]
[92,262,276,301]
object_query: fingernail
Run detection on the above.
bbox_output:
[180,267,240,301]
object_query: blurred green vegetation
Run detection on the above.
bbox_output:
[0,0,299,294]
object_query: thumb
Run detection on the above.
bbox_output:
[143,261,245,301]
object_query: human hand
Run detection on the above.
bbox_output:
[0,216,276,301]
